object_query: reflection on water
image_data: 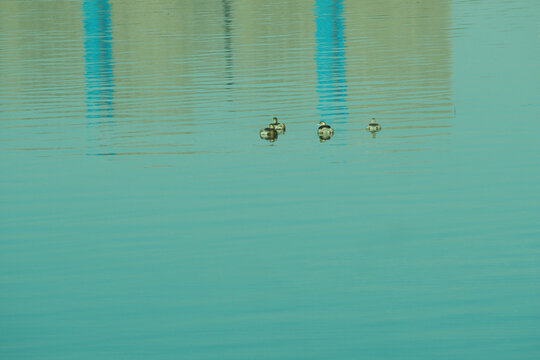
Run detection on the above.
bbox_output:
[345,0,453,134]
[222,0,234,89]
[0,0,455,155]
[314,0,347,126]
[83,0,113,122]
[83,0,114,155]
[0,0,456,155]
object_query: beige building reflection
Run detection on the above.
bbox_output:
[1,0,452,153]
[344,0,453,130]
[109,0,452,130]
[107,2,313,121]
[0,1,85,110]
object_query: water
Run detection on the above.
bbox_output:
[1,0,540,358]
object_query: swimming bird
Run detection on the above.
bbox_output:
[270,117,286,134]
[260,124,278,142]
[317,121,334,141]
[366,118,381,132]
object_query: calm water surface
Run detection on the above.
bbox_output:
[1,0,540,359]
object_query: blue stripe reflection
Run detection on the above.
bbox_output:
[314,0,347,125]
[83,0,114,122]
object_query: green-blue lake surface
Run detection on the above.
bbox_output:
[1,0,540,358]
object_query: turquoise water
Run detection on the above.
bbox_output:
[1,0,540,358]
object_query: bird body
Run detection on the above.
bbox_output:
[366,118,381,132]
[260,124,278,141]
[271,117,286,133]
[317,121,334,141]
